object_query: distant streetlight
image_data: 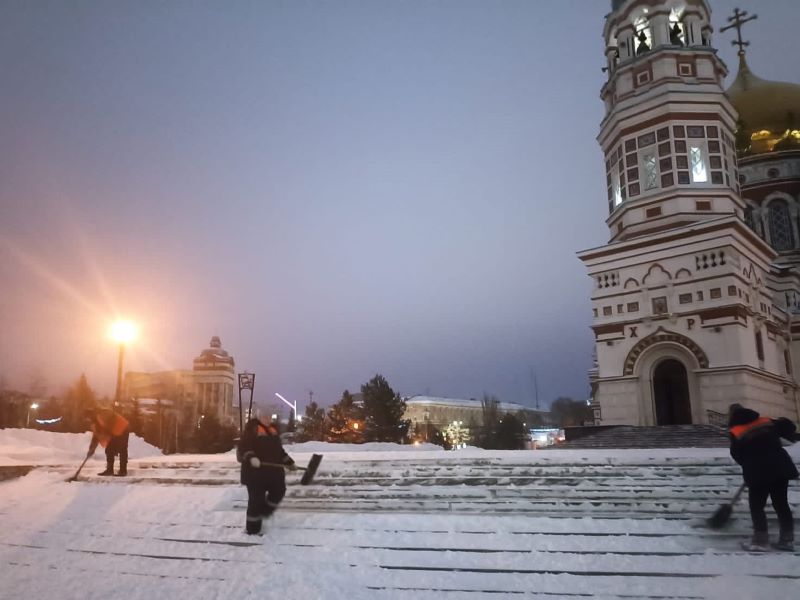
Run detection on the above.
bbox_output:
[27,402,39,427]
[110,320,138,407]
[275,392,298,422]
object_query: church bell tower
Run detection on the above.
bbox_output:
[578,0,796,426]
[600,0,741,239]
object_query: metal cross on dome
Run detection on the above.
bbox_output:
[720,7,758,57]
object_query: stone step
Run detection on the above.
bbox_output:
[560,425,729,449]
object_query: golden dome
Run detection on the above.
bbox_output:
[727,55,800,155]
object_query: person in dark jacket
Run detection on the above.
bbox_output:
[728,403,798,551]
[237,418,297,535]
[85,407,130,477]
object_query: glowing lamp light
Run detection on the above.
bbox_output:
[352,422,359,430]
[30,403,39,410]
[111,320,138,344]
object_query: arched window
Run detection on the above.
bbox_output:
[768,200,795,251]
[634,16,652,55]
[669,8,685,46]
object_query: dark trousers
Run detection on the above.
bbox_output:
[748,479,793,537]
[105,430,129,472]
[245,480,286,534]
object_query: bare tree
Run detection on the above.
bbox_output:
[27,368,48,399]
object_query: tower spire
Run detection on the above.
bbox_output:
[720,7,758,58]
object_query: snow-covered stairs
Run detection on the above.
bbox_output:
[65,455,754,521]
[5,450,798,599]
[560,425,729,449]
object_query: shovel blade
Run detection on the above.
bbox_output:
[300,454,323,485]
[707,503,733,529]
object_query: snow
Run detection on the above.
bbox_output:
[0,428,161,466]
[1,432,799,599]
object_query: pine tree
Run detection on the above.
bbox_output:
[64,374,97,432]
[476,394,501,449]
[298,401,327,441]
[327,390,364,443]
[361,374,409,443]
[495,412,526,450]
[193,413,236,453]
[550,397,593,427]
[125,398,143,435]
[286,410,296,433]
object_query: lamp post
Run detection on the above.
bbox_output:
[275,392,297,423]
[110,320,137,408]
[26,402,39,427]
[238,372,256,434]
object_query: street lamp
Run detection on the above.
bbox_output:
[275,392,297,422]
[110,320,138,407]
[27,402,39,427]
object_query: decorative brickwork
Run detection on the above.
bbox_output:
[623,328,709,376]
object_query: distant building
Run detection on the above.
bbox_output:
[403,395,550,432]
[123,336,236,425]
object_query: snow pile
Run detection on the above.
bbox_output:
[0,428,162,465]
[288,440,443,453]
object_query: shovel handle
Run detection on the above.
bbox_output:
[68,455,91,482]
[259,461,305,471]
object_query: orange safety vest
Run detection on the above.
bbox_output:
[729,416,772,440]
[92,411,129,447]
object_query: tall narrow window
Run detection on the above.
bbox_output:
[755,331,764,362]
[669,8,685,45]
[643,153,658,190]
[612,164,622,207]
[690,146,708,183]
[768,200,794,251]
[634,16,651,55]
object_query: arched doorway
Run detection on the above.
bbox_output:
[653,359,692,425]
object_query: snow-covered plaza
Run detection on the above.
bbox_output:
[1,429,799,599]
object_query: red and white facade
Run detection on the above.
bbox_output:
[578,0,800,426]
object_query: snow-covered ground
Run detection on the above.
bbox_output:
[1,430,799,599]
[0,428,160,466]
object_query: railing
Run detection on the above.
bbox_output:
[706,409,728,430]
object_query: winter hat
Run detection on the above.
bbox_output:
[728,403,760,427]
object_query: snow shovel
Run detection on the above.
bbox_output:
[67,455,91,482]
[707,482,746,529]
[261,454,323,485]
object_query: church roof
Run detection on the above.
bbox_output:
[193,336,235,369]
[727,55,800,151]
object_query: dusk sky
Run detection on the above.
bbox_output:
[1,1,798,410]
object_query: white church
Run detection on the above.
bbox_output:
[578,0,800,426]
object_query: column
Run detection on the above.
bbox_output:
[650,13,669,47]
[618,27,634,61]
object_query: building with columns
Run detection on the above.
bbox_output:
[578,0,800,426]
[123,336,237,426]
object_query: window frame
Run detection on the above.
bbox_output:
[689,143,709,183]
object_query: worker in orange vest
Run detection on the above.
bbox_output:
[728,403,798,551]
[85,407,131,477]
